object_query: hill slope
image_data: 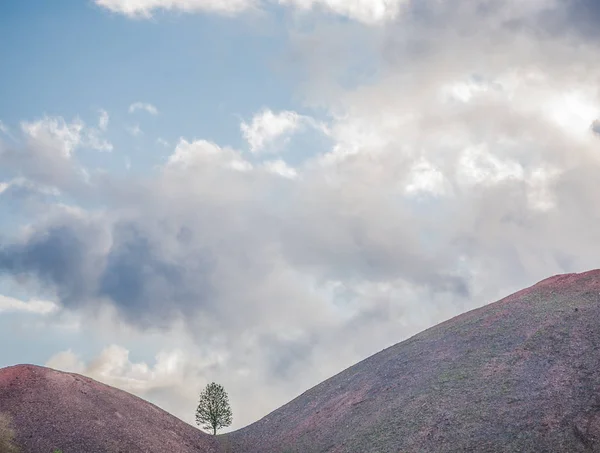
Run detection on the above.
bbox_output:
[228,270,600,452]
[0,364,219,453]
[3,270,600,452]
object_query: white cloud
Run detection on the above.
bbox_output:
[96,0,258,18]
[21,115,113,156]
[128,102,159,115]
[95,0,405,23]
[168,138,252,172]
[0,294,59,315]
[241,109,303,153]
[21,117,85,158]
[404,159,450,198]
[279,0,407,24]
[263,159,298,179]
[456,144,525,187]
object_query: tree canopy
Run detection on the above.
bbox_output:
[195,382,233,435]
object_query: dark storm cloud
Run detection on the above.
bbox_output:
[0,216,217,328]
[99,222,216,326]
[555,0,600,38]
[500,0,600,40]
[0,225,91,303]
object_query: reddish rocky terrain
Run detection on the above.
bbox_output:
[3,270,600,452]
[228,269,600,452]
[0,364,219,453]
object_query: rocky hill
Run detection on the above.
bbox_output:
[228,270,600,452]
[0,364,219,453]
[3,270,600,452]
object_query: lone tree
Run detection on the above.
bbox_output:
[195,382,233,435]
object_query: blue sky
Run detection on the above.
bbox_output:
[2,0,600,433]
[0,1,305,174]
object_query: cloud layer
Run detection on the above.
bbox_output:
[4,0,600,432]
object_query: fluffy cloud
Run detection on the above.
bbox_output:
[0,115,111,191]
[21,117,85,158]
[21,116,113,155]
[241,109,303,154]
[167,138,252,171]
[262,159,298,179]
[128,102,159,115]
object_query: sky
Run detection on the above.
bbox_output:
[1,0,600,433]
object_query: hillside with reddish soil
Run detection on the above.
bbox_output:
[3,270,600,452]
[0,364,219,453]
[227,269,600,452]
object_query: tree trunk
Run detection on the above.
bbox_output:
[213,426,216,435]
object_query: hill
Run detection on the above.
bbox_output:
[0,364,219,453]
[227,270,600,452]
[3,270,600,452]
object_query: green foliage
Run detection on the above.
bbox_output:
[0,412,20,453]
[196,382,233,435]
[52,450,64,453]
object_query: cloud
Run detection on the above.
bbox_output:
[21,115,113,155]
[0,115,111,191]
[8,0,600,432]
[240,108,327,154]
[128,102,159,115]
[21,117,86,158]
[279,0,407,24]
[0,294,58,314]
[168,138,252,172]
[262,159,298,179]
[96,0,258,18]
[94,0,405,23]
[241,109,302,154]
